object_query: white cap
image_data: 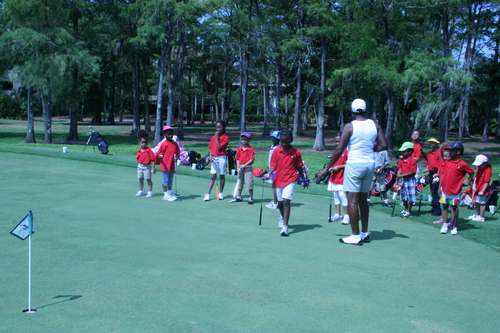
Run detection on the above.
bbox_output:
[351,99,366,113]
[472,154,488,166]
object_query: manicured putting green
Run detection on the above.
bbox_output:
[1,152,499,332]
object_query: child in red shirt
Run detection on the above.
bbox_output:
[204,120,229,201]
[231,132,255,204]
[263,129,307,236]
[466,154,492,222]
[136,131,156,198]
[327,133,349,224]
[396,142,417,217]
[438,142,474,234]
[411,130,423,177]
[425,138,443,216]
[156,126,180,201]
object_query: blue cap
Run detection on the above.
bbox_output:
[444,142,464,151]
[270,131,280,139]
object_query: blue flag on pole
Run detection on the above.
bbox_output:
[11,211,34,240]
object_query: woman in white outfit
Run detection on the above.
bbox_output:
[316,99,388,245]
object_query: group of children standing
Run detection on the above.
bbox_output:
[134,121,307,237]
[395,130,493,235]
[135,122,493,238]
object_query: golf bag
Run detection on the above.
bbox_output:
[188,150,201,165]
[371,166,397,197]
[226,148,236,172]
[486,180,499,207]
[90,131,109,154]
[196,153,211,170]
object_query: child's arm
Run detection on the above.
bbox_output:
[478,182,489,196]
[262,166,275,180]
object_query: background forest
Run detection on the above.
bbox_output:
[0,0,499,150]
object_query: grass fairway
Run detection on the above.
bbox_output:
[1,151,500,333]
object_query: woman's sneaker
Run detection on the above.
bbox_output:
[339,235,363,246]
[280,225,289,236]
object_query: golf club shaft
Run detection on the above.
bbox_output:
[259,179,264,225]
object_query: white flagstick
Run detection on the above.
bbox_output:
[23,234,36,313]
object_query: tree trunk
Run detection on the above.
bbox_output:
[41,90,52,144]
[108,63,116,125]
[239,44,249,132]
[131,55,141,135]
[312,40,326,151]
[293,66,302,139]
[141,56,151,132]
[275,55,282,130]
[25,87,36,143]
[385,89,397,150]
[262,82,270,137]
[155,46,167,145]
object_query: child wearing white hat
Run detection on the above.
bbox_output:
[465,155,492,222]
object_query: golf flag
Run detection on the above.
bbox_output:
[11,211,34,240]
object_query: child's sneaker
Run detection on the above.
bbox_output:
[451,227,458,235]
[168,194,177,201]
[163,193,171,201]
[230,196,243,203]
[440,224,449,234]
[402,211,411,218]
[339,235,363,246]
[329,214,342,222]
[204,194,210,201]
[341,215,350,225]
[248,198,254,205]
[278,216,284,228]
[472,216,485,222]
[146,191,154,198]
[464,214,478,220]
[135,191,145,197]
[383,200,392,208]
[266,201,278,209]
[400,210,408,217]
[280,225,289,236]
[433,219,443,224]
[218,193,224,200]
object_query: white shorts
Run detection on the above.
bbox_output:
[276,182,296,201]
[344,162,375,193]
[210,156,227,175]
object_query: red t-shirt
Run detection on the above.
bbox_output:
[474,166,492,196]
[329,149,348,184]
[397,158,417,178]
[426,150,442,172]
[208,134,229,156]
[441,158,474,195]
[157,140,180,172]
[136,148,155,165]
[235,146,255,165]
[412,142,422,160]
[270,146,304,188]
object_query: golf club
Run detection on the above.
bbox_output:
[259,178,265,225]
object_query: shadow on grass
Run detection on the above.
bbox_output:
[339,229,409,241]
[37,295,83,309]
[290,224,323,234]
